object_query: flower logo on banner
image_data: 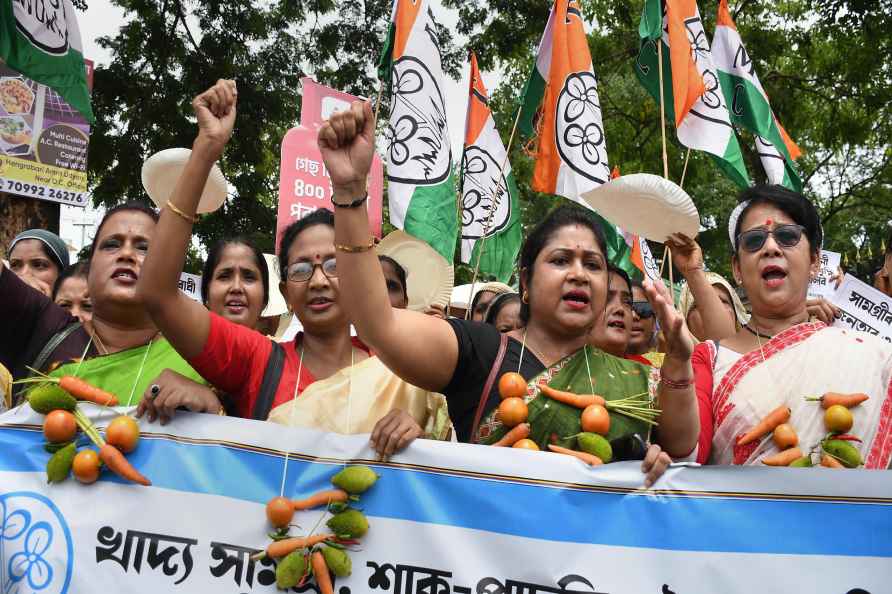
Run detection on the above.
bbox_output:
[556,71,609,185]
[1,492,73,594]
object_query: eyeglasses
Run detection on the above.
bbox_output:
[286,258,337,283]
[631,300,655,319]
[737,224,806,253]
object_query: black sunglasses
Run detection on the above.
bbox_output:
[737,224,806,253]
[631,300,655,319]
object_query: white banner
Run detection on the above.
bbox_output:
[830,273,892,343]
[177,272,202,302]
[808,249,841,299]
[1,407,890,594]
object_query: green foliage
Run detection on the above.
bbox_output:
[90,0,890,280]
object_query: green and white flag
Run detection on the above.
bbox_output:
[634,0,749,189]
[460,53,521,283]
[712,0,802,191]
[377,0,457,261]
[0,0,93,122]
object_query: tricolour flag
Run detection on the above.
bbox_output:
[518,0,611,203]
[634,0,750,188]
[0,0,93,121]
[711,0,802,191]
[459,53,522,283]
[377,0,457,261]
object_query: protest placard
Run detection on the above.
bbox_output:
[807,249,841,299]
[830,273,892,343]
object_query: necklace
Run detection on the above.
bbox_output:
[744,324,773,340]
[124,333,159,406]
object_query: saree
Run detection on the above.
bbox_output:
[479,347,659,448]
[47,338,206,407]
[698,322,892,468]
[267,356,453,441]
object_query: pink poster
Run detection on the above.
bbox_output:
[276,78,383,252]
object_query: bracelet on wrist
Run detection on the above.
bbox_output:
[166,200,199,224]
[660,374,694,390]
[335,238,376,253]
[331,193,368,208]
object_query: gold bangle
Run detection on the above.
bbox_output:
[335,238,376,253]
[166,200,199,224]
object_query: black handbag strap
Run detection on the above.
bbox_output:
[251,341,286,420]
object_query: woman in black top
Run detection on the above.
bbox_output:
[317,101,698,486]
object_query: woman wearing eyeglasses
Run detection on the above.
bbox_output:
[137,81,449,455]
[691,185,892,467]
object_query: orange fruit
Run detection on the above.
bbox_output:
[825,404,853,433]
[772,423,798,449]
[497,397,528,427]
[105,415,140,453]
[512,439,539,450]
[43,409,77,443]
[266,496,295,528]
[72,449,101,484]
[581,404,610,435]
[498,372,527,399]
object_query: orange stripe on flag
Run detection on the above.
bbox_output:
[667,0,705,128]
[464,53,490,146]
[531,0,593,194]
[394,0,423,60]
[630,237,645,274]
[777,120,802,160]
[716,0,736,30]
[610,165,621,179]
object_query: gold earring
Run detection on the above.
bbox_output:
[522,291,529,304]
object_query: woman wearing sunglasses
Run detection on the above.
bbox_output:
[627,280,660,359]
[137,81,449,455]
[691,185,892,467]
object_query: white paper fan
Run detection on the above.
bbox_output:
[141,148,228,214]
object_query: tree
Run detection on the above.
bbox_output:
[88,0,460,258]
[90,0,891,282]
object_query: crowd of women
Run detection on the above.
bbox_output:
[2,80,891,485]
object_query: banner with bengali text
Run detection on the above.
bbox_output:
[0,406,890,594]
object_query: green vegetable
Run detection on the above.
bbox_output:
[822,439,862,468]
[789,456,813,468]
[46,442,77,483]
[326,508,369,538]
[331,465,378,494]
[44,441,74,454]
[276,549,308,589]
[28,384,76,414]
[576,433,612,463]
[321,544,352,577]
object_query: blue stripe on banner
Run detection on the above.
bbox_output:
[2,427,890,557]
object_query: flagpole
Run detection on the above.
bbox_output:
[679,148,691,188]
[464,106,523,320]
[656,40,670,179]
[372,79,385,127]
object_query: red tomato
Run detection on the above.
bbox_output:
[43,410,77,443]
[266,496,295,528]
[498,372,527,400]
[497,397,529,427]
[512,439,540,451]
[105,415,140,453]
[581,404,610,435]
[72,449,101,484]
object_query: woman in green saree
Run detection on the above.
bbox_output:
[316,101,699,486]
[0,203,209,408]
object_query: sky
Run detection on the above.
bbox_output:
[61,0,486,254]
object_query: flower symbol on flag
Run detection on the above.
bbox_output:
[684,16,710,64]
[700,69,723,109]
[385,116,418,166]
[8,521,54,590]
[564,122,605,167]
[564,73,601,122]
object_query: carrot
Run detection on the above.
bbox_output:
[292,489,349,510]
[820,454,846,468]
[59,376,119,406]
[547,444,603,466]
[737,405,791,446]
[761,447,803,466]
[98,443,151,486]
[806,392,869,409]
[311,550,334,594]
[492,423,530,447]
[255,534,336,560]
[539,384,605,409]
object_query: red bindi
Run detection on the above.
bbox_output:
[765,218,773,226]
